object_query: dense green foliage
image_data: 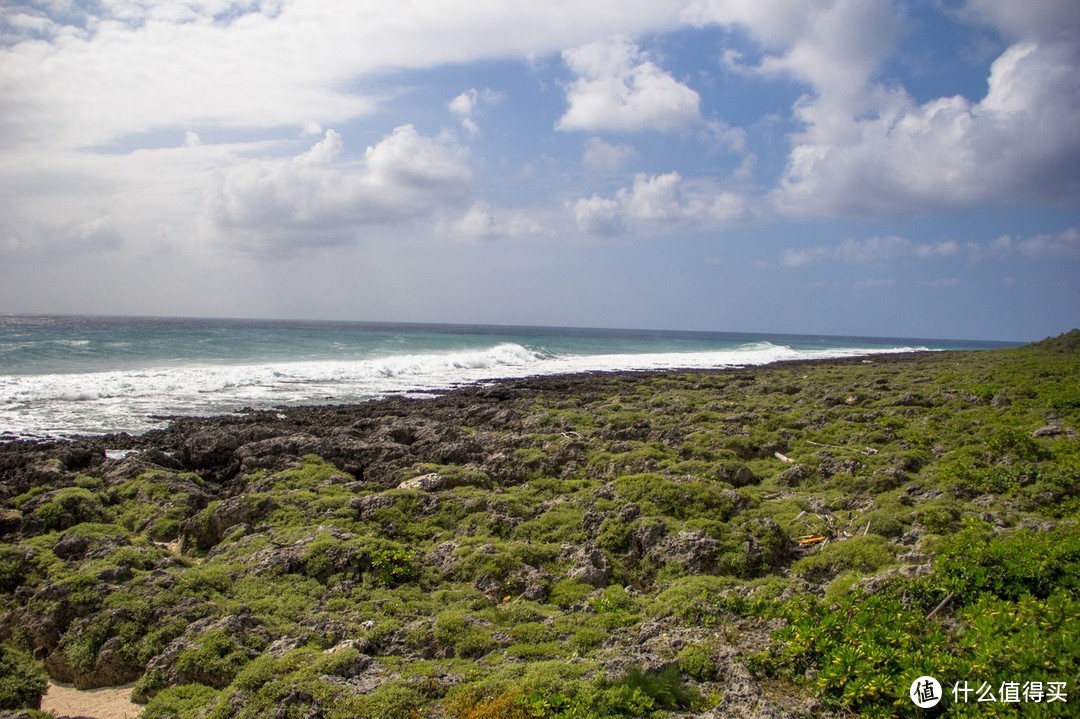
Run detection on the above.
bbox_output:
[0,645,47,709]
[1,331,1078,717]
[754,524,1080,716]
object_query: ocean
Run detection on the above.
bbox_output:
[0,315,1014,439]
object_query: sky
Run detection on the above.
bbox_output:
[1,1,1078,342]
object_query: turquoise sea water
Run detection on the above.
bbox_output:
[0,315,1014,438]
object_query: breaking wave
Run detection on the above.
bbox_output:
[0,340,929,439]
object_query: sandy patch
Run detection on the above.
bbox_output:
[155,538,182,555]
[41,681,141,719]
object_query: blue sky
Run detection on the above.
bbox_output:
[1,0,1077,341]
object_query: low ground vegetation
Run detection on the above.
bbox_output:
[1,331,1078,716]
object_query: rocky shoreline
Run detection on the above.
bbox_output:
[1,336,1077,717]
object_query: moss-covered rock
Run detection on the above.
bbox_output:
[1,332,1077,718]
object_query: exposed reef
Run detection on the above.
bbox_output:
[1,332,1078,717]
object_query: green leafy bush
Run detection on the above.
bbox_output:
[789,534,896,583]
[174,629,255,688]
[143,683,219,719]
[677,643,717,682]
[35,487,109,530]
[0,546,31,592]
[934,523,1080,602]
[755,523,1080,716]
[0,646,47,710]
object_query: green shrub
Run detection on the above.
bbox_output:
[789,535,896,583]
[914,504,962,534]
[650,575,750,623]
[36,487,108,530]
[434,610,496,659]
[613,474,737,521]
[756,587,1079,717]
[547,578,594,609]
[986,428,1051,463]
[715,518,790,578]
[583,665,707,716]
[677,644,717,682]
[174,629,254,688]
[370,544,420,587]
[857,508,910,539]
[334,681,427,719]
[0,546,31,592]
[934,523,1080,603]
[755,519,1080,716]
[143,683,219,719]
[0,646,47,710]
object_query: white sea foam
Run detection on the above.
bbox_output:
[0,341,926,438]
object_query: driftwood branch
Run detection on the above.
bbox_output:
[925,592,956,621]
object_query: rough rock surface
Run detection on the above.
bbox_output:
[4,342,1071,719]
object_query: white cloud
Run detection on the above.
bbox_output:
[450,202,543,241]
[573,195,625,236]
[448,87,503,137]
[853,277,896,289]
[574,172,747,235]
[1,214,123,258]
[685,0,901,110]
[582,137,639,172]
[775,39,1080,214]
[988,227,1080,260]
[913,240,960,259]
[777,245,830,268]
[0,1,686,151]
[919,277,962,288]
[557,36,702,133]
[961,0,1080,41]
[208,126,471,256]
[783,228,1080,268]
[1020,228,1080,258]
[449,88,502,117]
[686,0,1080,215]
[780,235,961,267]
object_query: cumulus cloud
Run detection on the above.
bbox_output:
[208,126,471,256]
[1,214,123,258]
[557,36,702,133]
[685,0,901,109]
[450,202,543,241]
[448,87,503,137]
[782,228,1080,268]
[774,40,1080,214]
[919,277,962,288]
[978,227,1080,260]
[573,172,746,235]
[686,0,1080,215]
[0,2,685,150]
[961,0,1080,41]
[779,235,960,267]
[853,277,896,290]
[582,137,640,172]
[573,195,625,236]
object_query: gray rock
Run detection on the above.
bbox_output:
[348,494,394,521]
[397,473,446,491]
[181,494,276,550]
[45,634,141,690]
[184,430,242,469]
[565,545,612,587]
[777,463,809,487]
[135,614,268,701]
[652,530,719,573]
